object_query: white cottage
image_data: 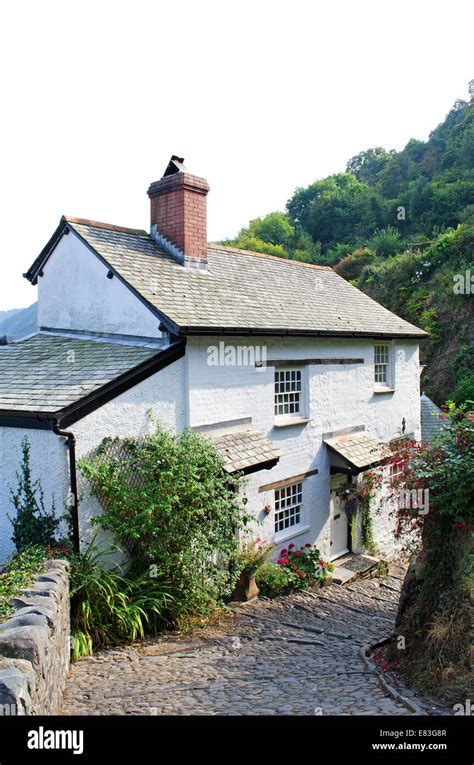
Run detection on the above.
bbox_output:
[0,158,426,564]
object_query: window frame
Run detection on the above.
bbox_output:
[374,342,394,390]
[274,367,305,422]
[274,480,304,540]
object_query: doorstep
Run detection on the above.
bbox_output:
[331,553,379,585]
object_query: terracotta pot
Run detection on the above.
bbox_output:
[232,571,260,601]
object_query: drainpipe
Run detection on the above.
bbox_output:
[53,424,80,554]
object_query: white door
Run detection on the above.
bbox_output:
[329,477,349,561]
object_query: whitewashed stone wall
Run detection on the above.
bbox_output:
[0,428,69,562]
[187,335,421,559]
[73,356,186,556]
[38,232,163,338]
[0,559,70,715]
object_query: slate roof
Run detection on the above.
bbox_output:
[0,333,167,414]
[209,429,283,473]
[324,432,384,470]
[26,217,427,339]
[421,393,447,443]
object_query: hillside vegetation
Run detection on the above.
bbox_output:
[223,88,474,404]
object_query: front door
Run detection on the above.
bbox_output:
[329,476,349,561]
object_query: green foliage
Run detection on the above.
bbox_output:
[0,545,47,622]
[333,247,376,280]
[235,535,274,575]
[255,562,294,597]
[346,147,392,185]
[390,403,474,526]
[220,95,474,403]
[368,225,402,258]
[451,373,474,405]
[8,437,61,552]
[287,172,379,251]
[386,404,473,691]
[69,542,175,658]
[255,544,333,598]
[223,211,321,263]
[79,427,247,616]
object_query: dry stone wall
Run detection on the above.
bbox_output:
[0,559,70,715]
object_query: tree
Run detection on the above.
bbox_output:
[9,436,61,551]
[346,147,391,185]
[223,211,320,262]
[287,173,374,250]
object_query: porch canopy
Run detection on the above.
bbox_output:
[324,432,384,475]
[209,429,282,475]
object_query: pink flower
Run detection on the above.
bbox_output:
[255,537,261,543]
[300,572,305,579]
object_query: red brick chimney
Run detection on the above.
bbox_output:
[147,156,210,269]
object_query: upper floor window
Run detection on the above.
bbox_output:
[374,344,391,387]
[274,369,302,417]
[274,481,303,534]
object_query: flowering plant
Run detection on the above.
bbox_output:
[276,543,333,590]
[237,536,274,575]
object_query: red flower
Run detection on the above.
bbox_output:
[281,548,287,555]
[299,573,305,579]
[277,558,286,565]
[293,550,300,557]
[288,543,295,549]
[304,543,311,548]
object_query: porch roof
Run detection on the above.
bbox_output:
[324,432,384,472]
[210,429,283,474]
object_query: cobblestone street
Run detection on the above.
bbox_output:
[61,569,416,716]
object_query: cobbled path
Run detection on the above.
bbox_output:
[61,569,415,715]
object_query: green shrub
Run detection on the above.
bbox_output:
[276,543,334,589]
[8,437,61,552]
[235,536,274,575]
[0,545,47,623]
[69,542,175,658]
[256,545,334,597]
[255,562,294,597]
[79,426,248,617]
[369,225,403,258]
[451,373,474,406]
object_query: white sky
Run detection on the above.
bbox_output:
[0,0,472,310]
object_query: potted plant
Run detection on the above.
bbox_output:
[232,536,274,601]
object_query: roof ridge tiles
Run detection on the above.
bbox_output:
[65,216,148,237]
[207,243,333,271]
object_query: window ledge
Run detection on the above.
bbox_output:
[373,387,396,394]
[274,417,311,428]
[274,524,311,545]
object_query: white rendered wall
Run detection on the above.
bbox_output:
[37,231,163,338]
[73,357,186,560]
[187,335,421,559]
[0,428,69,562]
